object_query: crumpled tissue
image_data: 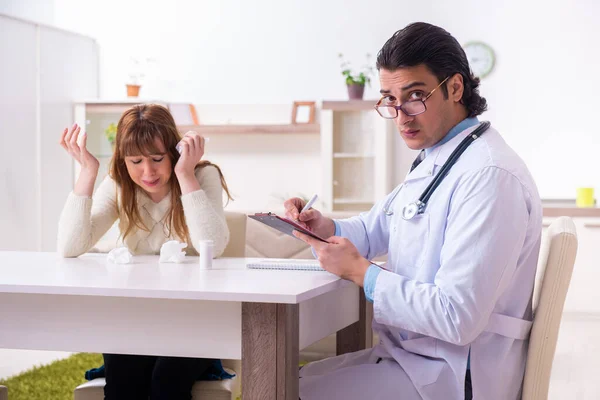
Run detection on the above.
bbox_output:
[107,247,133,264]
[159,240,187,263]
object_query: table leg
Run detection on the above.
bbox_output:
[242,302,299,400]
[336,290,373,355]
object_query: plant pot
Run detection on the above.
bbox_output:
[347,84,365,100]
[126,84,141,97]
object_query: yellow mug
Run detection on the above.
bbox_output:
[576,187,595,208]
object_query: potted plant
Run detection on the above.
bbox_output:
[104,123,117,148]
[126,58,143,97]
[338,53,374,100]
[126,57,154,97]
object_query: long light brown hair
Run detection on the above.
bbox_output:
[109,104,233,243]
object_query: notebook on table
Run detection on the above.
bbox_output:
[246,258,324,271]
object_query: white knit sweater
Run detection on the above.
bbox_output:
[57,166,230,257]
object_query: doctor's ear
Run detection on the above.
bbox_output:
[448,73,464,103]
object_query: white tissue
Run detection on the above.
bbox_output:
[159,240,187,263]
[176,137,210,154]
[107,247,133,264]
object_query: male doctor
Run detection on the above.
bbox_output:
[286,22,542,400]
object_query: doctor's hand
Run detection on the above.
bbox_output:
[292,230,371,287]
[284,197,336,239]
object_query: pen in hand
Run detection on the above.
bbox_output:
[300,194,319,214]
[291,194,318,230]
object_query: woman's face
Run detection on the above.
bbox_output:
[124,138,173,202]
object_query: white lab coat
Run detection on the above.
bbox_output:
[300,124,542,400]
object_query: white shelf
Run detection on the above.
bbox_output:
[333,153,375,159]
[177,124,320,135]
[322,100,379,111]
[333,198,374,205]
[321,104,393,212]
[75,99,169,115]
[75,99,166,104]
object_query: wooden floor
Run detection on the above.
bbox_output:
[548,312,600,399]
[1,313,599,398]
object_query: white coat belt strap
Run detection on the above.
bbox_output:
[484,312,533,340]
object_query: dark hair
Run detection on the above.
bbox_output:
[376,22,487,118]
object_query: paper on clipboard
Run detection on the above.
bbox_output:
[248,212,328,242]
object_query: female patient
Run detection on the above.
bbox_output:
[57,104,232,400]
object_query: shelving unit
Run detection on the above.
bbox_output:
[321,100,394,212]
[177,124,319,135]
[332,198,376,205]
[73,101,322,189]
[333,153,375,158]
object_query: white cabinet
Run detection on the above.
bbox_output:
[320,101,394,212]
[0,15,38,251]
[39,28,98,251]
[0,14,98,252]
[543,216,600,314]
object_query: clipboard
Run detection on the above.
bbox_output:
[248,212,329,243]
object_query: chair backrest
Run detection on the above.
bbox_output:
[221,211,247,257]
[522,216,578,400]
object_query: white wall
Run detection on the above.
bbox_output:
[0,0,54,26]
[7,0,600,201]
[189,104,322,212]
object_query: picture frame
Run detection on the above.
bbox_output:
[291,101,316,124]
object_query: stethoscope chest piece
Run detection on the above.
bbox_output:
[399,121,490,221]
[402,201,425,220]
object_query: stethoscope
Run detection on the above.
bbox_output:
[383,121,491,220]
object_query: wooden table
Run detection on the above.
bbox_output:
[0,252,371,400]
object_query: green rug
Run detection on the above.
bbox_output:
[0,353,102,400]
[0,353,303,400]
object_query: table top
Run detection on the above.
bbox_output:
[0,252,350,304]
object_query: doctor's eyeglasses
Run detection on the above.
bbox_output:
[374,76,450,119]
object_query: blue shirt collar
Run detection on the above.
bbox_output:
[424,117,479,156]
